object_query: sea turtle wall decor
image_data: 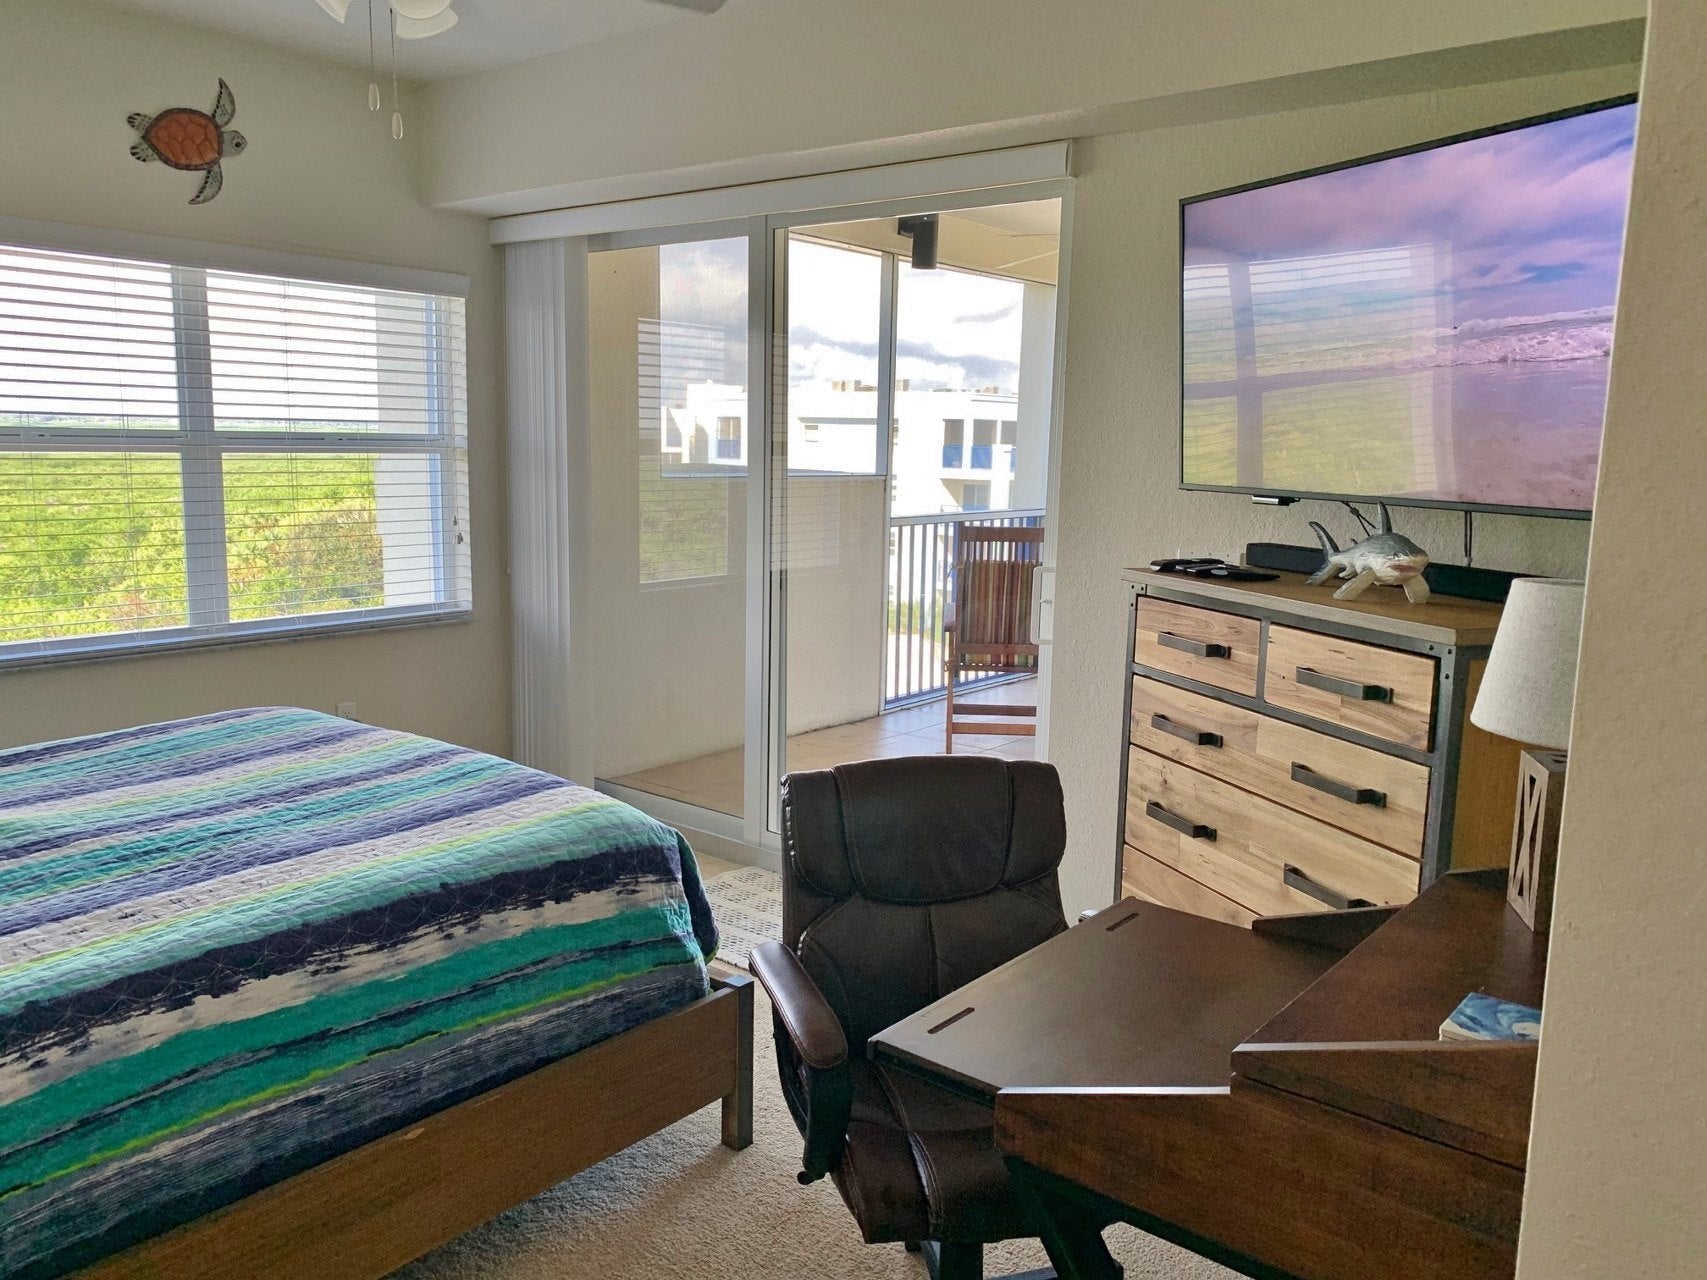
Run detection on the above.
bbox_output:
[127,79,247,205]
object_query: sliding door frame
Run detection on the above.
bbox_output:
[573,174,1075,860]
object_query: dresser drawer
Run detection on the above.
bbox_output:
[1264,625,1437,750]
[1121,846,1256,928]
[1129,677,1430,857]
[1125,750,1420,917]
[1133,598,1260,697]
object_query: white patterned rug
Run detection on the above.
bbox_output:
[702,865,783,968]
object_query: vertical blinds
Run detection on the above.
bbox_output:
[0,241,469,663]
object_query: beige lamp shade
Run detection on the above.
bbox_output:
[1470,577,1586,750]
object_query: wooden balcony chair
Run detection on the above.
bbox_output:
[942,526,1043,753]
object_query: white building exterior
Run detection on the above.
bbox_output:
[666,382,1045,516]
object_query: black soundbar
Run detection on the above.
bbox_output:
[1244,542,1526,603]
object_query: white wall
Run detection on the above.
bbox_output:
[418,0,1642,214]
[782,477,889,735]
[0,0,508,756]
[1517,2,1707,1272]
[1046,60,1638,915]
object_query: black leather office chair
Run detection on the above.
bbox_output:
[750,755,1072,1280]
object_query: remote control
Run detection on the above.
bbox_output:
[1188,565,1280,581]
[1149,557,1226,573]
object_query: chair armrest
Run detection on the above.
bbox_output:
[751,941,847,1070]
[752,940,853,1184]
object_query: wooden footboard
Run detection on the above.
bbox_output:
[77,975,754,1280]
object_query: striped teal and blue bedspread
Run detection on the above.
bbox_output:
[0,708,718,1278]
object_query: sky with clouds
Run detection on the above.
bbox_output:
[1184,102,1637,327]
[657,237,1025,395]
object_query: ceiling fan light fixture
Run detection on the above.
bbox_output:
[315,0,354,21]
[388,0,455,20]
[394,7,458,38]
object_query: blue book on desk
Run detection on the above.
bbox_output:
[1440,993,1542,1042]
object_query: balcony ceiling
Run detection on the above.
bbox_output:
[803,200,1062,286]
[93,0,740,79]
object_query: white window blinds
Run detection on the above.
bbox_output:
[0,241,470,664]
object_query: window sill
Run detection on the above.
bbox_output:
[0,605,475,675]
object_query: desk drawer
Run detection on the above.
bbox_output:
[1134,598,1260,697]
[1129,677,1430,857]
[1122,846,1255,928]
[1264,626,1436,750]
[1125,749,1420,917]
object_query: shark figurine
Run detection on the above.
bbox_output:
[1307,504,1432,603]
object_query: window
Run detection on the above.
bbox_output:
[716,415,742,460]
[941,418,964,468]
[0,242,469,664]
[970,418,996,470]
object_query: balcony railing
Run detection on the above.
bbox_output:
[885,508,1043,707]
[969,443,993,470]
[941,444,963,468]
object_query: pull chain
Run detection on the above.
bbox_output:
[366,0,381,111]
[390,7,403,140]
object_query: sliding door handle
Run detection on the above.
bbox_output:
[1145,801,1216,841]
[1295,667,1391,701]
[1283,864,1374,911]
[1150,714,1222,748]
[1290,762,1385,807]
[1158,631,1229,659]
[1028,565,1048,647]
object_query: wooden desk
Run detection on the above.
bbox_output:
[869,899,1343,1100]
[996,871,1543,1280]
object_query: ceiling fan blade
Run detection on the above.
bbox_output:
[645,0,730,12]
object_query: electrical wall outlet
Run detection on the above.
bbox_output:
[335,702,359,721]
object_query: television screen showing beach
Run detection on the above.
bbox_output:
[1182,101,1636,513]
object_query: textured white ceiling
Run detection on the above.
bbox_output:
[95,0,730,80]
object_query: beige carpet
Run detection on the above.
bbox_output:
[701,866,784,968]
[392,986,1237,1280]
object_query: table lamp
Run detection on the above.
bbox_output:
[1470,577,1585,933]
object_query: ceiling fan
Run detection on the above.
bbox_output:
[315,0,730,136]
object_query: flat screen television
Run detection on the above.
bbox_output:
[1180,97,1638,518]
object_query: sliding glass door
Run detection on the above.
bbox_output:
[585,235,752,820]
[572,192,1064,852]
[767,203,1061,832]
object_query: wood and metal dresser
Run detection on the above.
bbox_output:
[1118,568,1522,924]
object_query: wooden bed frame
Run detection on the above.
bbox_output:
[75,975,754,1280]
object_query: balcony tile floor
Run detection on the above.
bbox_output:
[606,677,1037,819]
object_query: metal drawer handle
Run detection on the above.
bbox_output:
[1295,666,1391,702]
[1283,864,1375,911]
[1158,631,1230,659]
[1146,801,1216,841]
[1290,762,1386,807]
[1151,714,1223,748]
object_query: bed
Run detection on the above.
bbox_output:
[0,707,752,1280]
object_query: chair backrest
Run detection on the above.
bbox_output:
[778,755,1069,1049]
[953,526,1043,664]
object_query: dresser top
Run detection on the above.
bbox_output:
[1124,567,1504,646]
